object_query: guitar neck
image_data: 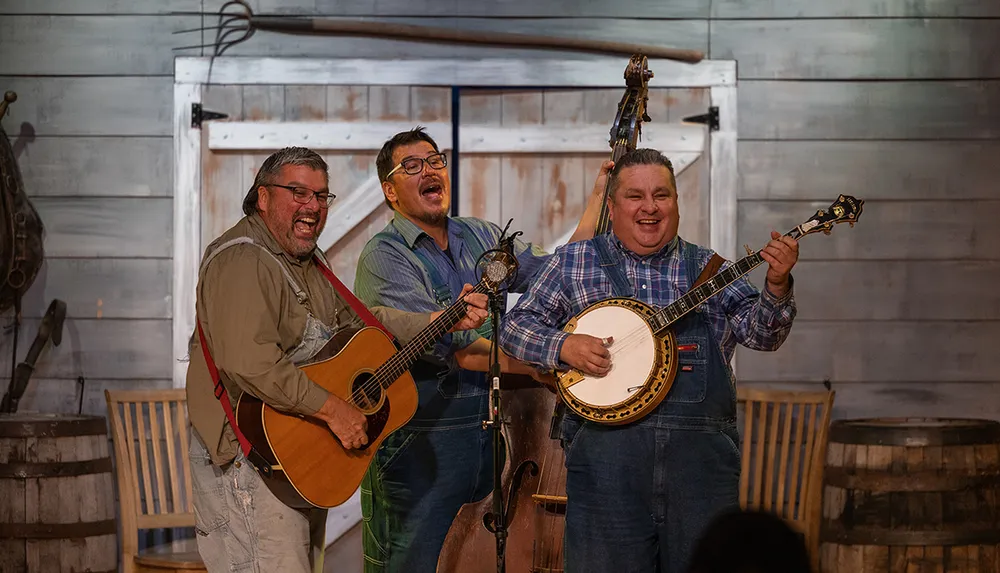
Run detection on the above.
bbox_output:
[372,281,491,388]
[649,226,805,335]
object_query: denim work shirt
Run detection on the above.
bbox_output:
[354,212,550,427]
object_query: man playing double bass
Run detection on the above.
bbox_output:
[499,148,800,573]
[352,127,613,572]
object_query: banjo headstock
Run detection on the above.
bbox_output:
[790,194,865,239]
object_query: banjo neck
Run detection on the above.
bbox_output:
[646,249,767,337]
[646,224,812,337]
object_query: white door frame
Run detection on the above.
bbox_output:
[172,55,737,542]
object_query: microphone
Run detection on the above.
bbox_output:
[476,218,522,295]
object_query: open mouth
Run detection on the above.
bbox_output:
[294,214,319,237]
[420,182,444,200]
[637,218,661,227]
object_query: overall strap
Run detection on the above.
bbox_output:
[452,218,487,265]
[375,229,452,307]
[593,235,634,298]
[202,237,309,304]
[312,251,394,340]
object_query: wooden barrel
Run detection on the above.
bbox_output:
[0,413,118,572]
[819,417,1000,572]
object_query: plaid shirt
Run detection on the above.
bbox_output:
[499,233,797,371]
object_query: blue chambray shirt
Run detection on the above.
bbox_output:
[353,212,550,424]
[499,232,797,372]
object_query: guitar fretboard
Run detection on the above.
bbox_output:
[371,281,491,388]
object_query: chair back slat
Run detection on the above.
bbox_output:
[736,387,835,568]
[106,390,195,526]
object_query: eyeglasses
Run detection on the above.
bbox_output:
[385,152,448,179]
[266,184,336,207]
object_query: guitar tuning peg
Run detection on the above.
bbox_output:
[849,222,855,228]
[744,244,753,256]
[822,228,831,235]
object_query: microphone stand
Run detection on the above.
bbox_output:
[479,220,538,573]
[483,290,509,572]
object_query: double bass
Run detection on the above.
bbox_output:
[436,55,655,573]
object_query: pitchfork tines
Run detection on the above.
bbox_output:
[172,0,256,57]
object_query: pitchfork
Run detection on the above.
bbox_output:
[172,0,704,62]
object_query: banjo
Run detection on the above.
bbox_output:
[555,194,864,425]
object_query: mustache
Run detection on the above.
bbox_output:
[294,209,321,220]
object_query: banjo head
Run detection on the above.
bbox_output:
[557,298,677,425]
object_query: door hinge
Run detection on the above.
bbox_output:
[683,106,719,131]
[191,103,229,128]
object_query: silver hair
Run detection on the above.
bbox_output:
[242,147,329,215]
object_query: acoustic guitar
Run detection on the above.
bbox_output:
[556,194,864,425]
[234,247,519,509]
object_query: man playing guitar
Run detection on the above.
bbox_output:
[185,146,490,573]
[499,148,800,573]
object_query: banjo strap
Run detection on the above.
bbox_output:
[692,253,725,290]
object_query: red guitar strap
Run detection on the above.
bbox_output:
[196,319,254,458]
[198,254,394,464]
[312,254,394,340]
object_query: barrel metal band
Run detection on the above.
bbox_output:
[822,523,1000,546]
[829,418,1000,447]
[0,416,108,438]
[824,467,1000,493]
[0,457,112,478]
[0,518,117,539]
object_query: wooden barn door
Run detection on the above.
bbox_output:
[197,84,452,290]
[439,85,714,573]
[457,85,712,251]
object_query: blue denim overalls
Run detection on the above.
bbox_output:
[561,238,742,573]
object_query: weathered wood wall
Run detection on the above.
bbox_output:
[1,0,996,440]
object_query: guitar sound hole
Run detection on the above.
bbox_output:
[351,372,383,413]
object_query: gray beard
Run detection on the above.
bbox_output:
[285,232,317,259]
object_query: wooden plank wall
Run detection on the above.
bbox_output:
[1,1,997,426]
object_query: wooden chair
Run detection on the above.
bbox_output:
[105,389,207,573]
[736,386,835,572]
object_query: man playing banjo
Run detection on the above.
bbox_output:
[498,148,800,573]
